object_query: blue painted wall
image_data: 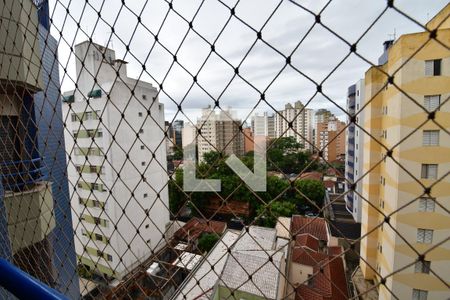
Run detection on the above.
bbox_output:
[34,24,80,299]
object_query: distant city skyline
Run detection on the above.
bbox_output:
[51,1,449,123]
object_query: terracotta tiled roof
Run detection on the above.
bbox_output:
[295,234,319,251]
[203,197,250,217]
[174,218,226,241]
[328,246,343,257]
[291,247,328,267]
[295,257,349,300]
[323,180,335,189]
[298,171,322,181]
[291,215,328,242]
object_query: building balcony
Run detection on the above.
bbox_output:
[1,158,55,254]
[0,0,42,92]
[1,157,46,192]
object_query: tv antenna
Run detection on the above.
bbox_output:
[388,28,396,41]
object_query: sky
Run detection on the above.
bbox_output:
[49,0,449,123]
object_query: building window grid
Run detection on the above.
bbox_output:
[412,289,428,300]
[424,95,440,111]
[419,198,435,212]
[425,59,441,76]
[414,261,431,274]
[421,164,438,179]
[422,130,439,146]
[417,229,433,244]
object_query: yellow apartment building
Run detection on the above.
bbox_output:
[360,4,450,300]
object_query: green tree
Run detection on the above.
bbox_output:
[197,233,220,252]
[294,179,326,209]
[172,146,183,160]
[267,137,310,174]
[257,201,296,228]
[169,169,185,215]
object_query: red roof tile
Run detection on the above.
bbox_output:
[295,257,349,300]
[328,246,343,257]
[203,197,250,217]
[295,234,319,251]
[298,171,322,181]
[291,247,328,267]
[323,180,335,189]
[174,218,226,241]
[291,215,328,242]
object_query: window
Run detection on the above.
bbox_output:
[414,261,431,274]
[417,229,433,244]
[90,166,98,173]
[79,197,84,205]
[425,59,441,76]
[142,94,147,100]
[76,166,81,173]
[140,145,145,150]
[138,112,143,117]
[412,289,428,300]
[139,129,144,133]
[93,183,105,191]
[73,131,78,138]
[95,233,103,241]
[141,162,146,166]
[71,113,78,122]
[144,193,148,198]
[87,130,95,137]
[97,130,103,138]
[422,130,439,146]
[85,111,93,120]
[419,198,435,212]
[107,254,113,262]
[421,164,437,179]
[145,224,149,229]
[424,95,440,111]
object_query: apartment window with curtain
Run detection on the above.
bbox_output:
[425,59,441,76]
[424,95,440,111]
[412,289,428,300]
[419,198,435,212]
[422,130,439,146]
[421,164,438,179]
[417,229,433,244]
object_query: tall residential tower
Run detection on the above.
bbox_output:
[345,80,365,222]
[63,41,170,280]
[359,5,450,299]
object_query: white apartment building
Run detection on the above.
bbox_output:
[345,79,365,222]
[275,101,314,150]
[63,41,170,280]
[252,112,275,138]
[182,122,196,149]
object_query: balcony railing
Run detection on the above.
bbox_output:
[0,157,46,192]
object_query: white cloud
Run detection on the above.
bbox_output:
[50,0,448,122]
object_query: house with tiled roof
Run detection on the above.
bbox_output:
[287,216,349,300]
[212,226,288,300]
[291,215,329,244]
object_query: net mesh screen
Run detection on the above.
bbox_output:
[0,0,449,299]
